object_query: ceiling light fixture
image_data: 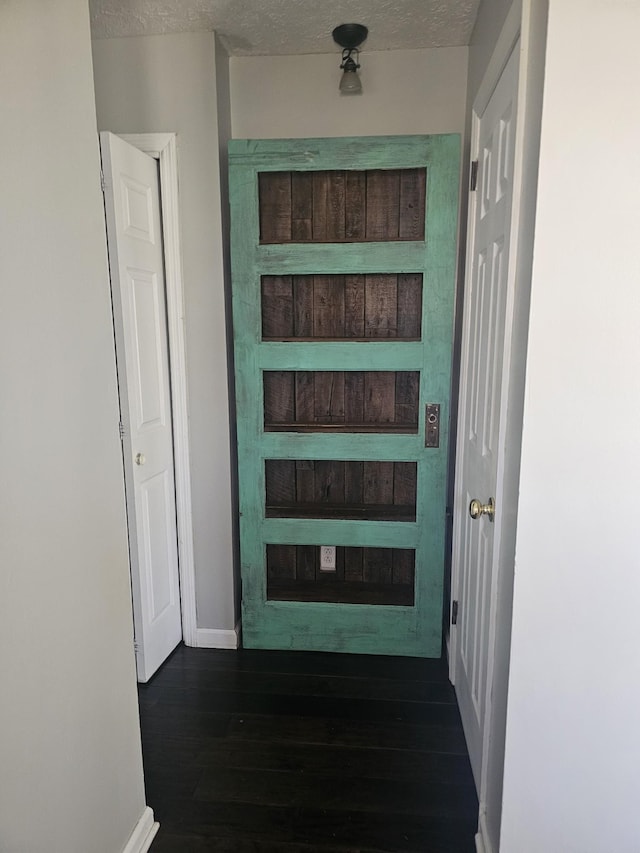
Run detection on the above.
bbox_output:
[332,23,368,95]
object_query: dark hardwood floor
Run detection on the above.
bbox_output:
[139,645,478,852]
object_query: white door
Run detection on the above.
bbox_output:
[100,132,182,683]
[450,45,519,787]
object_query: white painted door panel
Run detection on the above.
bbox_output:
[452,45,519,787]
[101,132,182,682]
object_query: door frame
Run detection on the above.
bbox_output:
[448,1,547,850]
[118,133,197,647]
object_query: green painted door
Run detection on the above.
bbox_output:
[229,135,459,657]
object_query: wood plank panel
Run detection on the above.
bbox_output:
[293,276,314,336]
[397,273,423,338]
[261,276,293,338]
[297,544,316,581]
[344,547,364,582]
[295,460,315,503]
[294,372,315,422]
[399,168,427,240]
[265,545,415,605]
[312,172,329,241]
[394,461,417,508]
[326,172,346,240]
[344,372,365,425]
[364,547,392,585]
[263,371,294,424]
[345,275,365,337]
[392,548,415,585]
[267,544,297,580]
[291,172,313,240]
[366,170,401,241]
[265,371,419,430]
[268,578,414,606]
[313,371,345,424]
[258,167,426,244]
[345,171,366,239]
[313,276,345,338]
[265,459,296,505]
[258,172,291,243]
[344,461,364,505]
[313,460,345,505]
[364,372,396,424]
[365,274,398,338]
[363,461,394,506]
[265,460,417,522]
[395,371,420,427]
[262,274,421,341]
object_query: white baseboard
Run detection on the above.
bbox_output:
[195,623,240,649]
[122,807,159,853]
[475,810,495,853]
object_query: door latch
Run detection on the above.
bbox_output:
[425,403,441,448]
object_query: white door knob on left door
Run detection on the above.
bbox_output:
[135,453,146,466]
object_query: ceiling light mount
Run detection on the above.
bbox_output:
[332,23,368,95]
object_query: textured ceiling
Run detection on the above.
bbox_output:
[89,0,481,54]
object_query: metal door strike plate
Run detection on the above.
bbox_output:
[425,403,440,448]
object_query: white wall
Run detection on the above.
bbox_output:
[92,33,237,634]
[0,2,146,851]
[501,1,640,849]
[231,48,468,138]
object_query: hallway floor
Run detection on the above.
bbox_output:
[139,645,478,852]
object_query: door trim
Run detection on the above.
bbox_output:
[120,133,197,647]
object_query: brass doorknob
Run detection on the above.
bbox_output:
[135,453,146,466]
[469,497,495,522]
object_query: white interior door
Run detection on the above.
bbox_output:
[451,45,520,787]
[100,132,182,683]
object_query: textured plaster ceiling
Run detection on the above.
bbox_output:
[89,0,481,54]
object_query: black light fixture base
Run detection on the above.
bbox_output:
[332,23,368,50]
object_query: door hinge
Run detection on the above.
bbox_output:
[451,600,459,625]
[470,160,479,192]
[119,421,126,440]
[100,168,106,194]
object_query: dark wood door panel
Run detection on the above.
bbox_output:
[264,371,420,432]
[265,459,417,521]
[262,274,423,340]
[259,168,427,244]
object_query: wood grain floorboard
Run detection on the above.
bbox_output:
[140,645,477,852]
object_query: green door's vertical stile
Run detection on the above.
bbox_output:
[230,135,460,657]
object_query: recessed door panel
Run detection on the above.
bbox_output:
[265,459,417,521]
[258,168,426,243]
[263,371,420,432]
[126,268,166,430]
[139,470,176,620]
[261,274,423,340]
